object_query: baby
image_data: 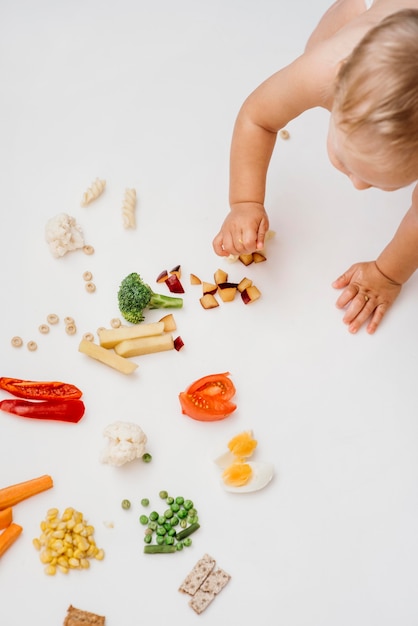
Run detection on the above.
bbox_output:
[213,0,418,334]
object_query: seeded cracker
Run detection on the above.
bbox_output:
[178,553,216,595]
[200,567,231,594]
[189,589,216,615]
[63,605,105,625]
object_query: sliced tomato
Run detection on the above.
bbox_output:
[179,373,237,421]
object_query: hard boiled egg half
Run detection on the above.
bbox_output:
[213,430,274,493]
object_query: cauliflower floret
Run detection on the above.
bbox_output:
[45,212,85,258]
[100,421,147,467]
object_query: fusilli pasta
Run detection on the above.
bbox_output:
[81,178,106,206]
[121,188,137,229]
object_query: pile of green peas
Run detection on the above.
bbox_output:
[139,490,199,551]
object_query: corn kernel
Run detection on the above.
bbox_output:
[32,538,41,551]
[68,557,80,568]
[45,564,56,576]
[80,558,90,569]
[47,508,59,519]
[58,565,69,574]
[95,549,105,561]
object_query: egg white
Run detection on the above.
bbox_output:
[221,461,274,493]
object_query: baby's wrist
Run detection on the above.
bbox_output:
[374,261,402,286]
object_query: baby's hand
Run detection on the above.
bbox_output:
[332,261,402,334]
[212,202,269,256]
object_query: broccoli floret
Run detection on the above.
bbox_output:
[118,272,183,324]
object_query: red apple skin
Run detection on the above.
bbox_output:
[174,336,185,351]
[241,288,252,304]
[156,269,169,283]
[166,274,185,293]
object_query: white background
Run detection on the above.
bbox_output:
[1,1,418,624]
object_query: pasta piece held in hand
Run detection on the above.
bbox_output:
[81,178,106,207]
[121,188,137,229]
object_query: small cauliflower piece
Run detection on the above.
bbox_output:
[100,421,147,466]
[45,213,85,258]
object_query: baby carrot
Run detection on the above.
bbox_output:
[0,507,13,529]
[0,475,53,510]
[0,523,23,558]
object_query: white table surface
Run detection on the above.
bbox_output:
[1,1,418,624]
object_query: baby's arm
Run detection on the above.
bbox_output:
[333,184,418,333]
[212,51,331,256]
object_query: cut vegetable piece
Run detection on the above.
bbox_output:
[78,339,138,374]
[190,273,202,285]
[179,373,237,421]
[169,265,181,279]
[0,399,85,423]
[158,313,177,332]
[214,269,228,285]
[0,507,13,530]
[98,322,164,349]
[217,282,238,303]
[0,523,23,558]
[0,378,82,401]
[253,252,267,263]
[238,253,254,266]
[237,277,253,293]
[202,282,217,295]
[199,294,219,310]
[0,474,53,509]
[156,269,169,283]
[166,274,185,294]
[114,333,174,357]
[241,285,261,304]
[174,336,185,351]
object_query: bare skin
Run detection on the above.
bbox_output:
[212,0,418,334]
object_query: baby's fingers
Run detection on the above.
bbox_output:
[332,271,352,289]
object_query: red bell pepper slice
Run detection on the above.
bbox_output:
[0,377,83,401]
[0,399,85,423]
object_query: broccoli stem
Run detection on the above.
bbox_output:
[149,292,183,310]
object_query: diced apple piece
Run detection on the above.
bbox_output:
[237,277,253,292]
[169,264,181,279]
[174,336,184,351]
[217,282,238,302]
[158,313,177,332]
[166,274,185,293]
[98,322,164,349]
[241,285,261,304]
[202,282,217,295]
[190,273,202,285]
[253,252,267,263]
[200,293,219,309]
[214,268,228,284]
[238,253,254,266]
[114,333,174,357]
[78,339,138,374]
[156,269,169,283]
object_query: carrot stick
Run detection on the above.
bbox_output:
[0,523,23,558]
[0,507,13,529]
[0,475,53,510]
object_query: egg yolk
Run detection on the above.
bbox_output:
[227,431,257,458]
[222,461,253,486]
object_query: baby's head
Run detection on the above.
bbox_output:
[329,9,418,190]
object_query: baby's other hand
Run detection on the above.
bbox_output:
[212,202,269,256]
[332,261,402,334]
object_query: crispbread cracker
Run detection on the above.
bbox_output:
[188,589,216,615]
[178,553,216,595]
[200,567,231,594]
[64,605,105,625]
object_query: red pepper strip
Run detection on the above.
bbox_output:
[0,377,82,401]
[0,399,85,423]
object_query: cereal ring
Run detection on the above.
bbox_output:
[85,282,96,293]
[279,129,290,140]
[39,324,50,334]
[11,336,23,348]
[110,318,121,328]
[65,324,77,336]
[83,245,95,255]
[83,271,93,281]
[47,314,59,325]
[83,332,94,342]
[64,317,75,325]
[27,341,38,351]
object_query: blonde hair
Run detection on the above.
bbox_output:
[333,9,418,175]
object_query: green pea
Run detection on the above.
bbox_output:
[141,498,150,507]
[170,516,179,527]
[164,522,172,531]
[121,499,131,510]
[177,509,187,519]
[188,508,197,517]
[144,534,152,543]
[156,534,165,545]
[159,490,168,499]
[183,537,192,547]
[183,500,193,510]
[170,502,180,513]
[148,521,157,531]
[180,519,187,529]
[142,453,152,463]
[175,496,184,505]
[164,509,173,519]
[158,515,166,525]
[166,496,174,505]
[139,515,149,525]
[165,535,174,545]
[156,526,166,536]
[167,527,177,537]
[188,515,199,525]
[176,541,184,551]
[149,511,159,521]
